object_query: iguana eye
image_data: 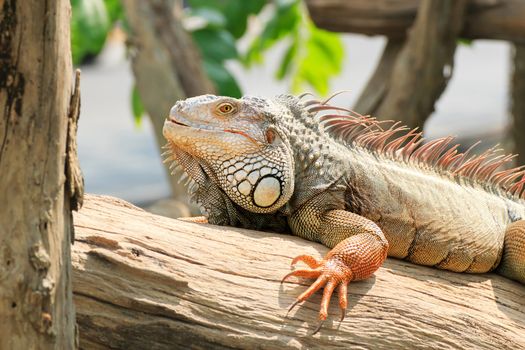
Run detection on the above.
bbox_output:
[217,102,236,115]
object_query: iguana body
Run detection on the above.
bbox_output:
[163,93,525,329]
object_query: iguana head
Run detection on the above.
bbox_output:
[163,94,295,214]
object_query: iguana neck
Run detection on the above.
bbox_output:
[282,105,355,210]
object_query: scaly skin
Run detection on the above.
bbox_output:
[162,93,525,332]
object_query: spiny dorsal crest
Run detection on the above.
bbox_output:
[300,92,525,200]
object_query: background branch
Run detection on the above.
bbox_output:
[306,0,525,43]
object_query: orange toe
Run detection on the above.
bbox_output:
[291,254,321,268]
[283,232,386,333]
[281,267,322,284]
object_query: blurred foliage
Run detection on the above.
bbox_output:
[70,0,345,121]
[243,0,343,95]
[71,0,144,120]
[187,0,267,97]
[131,85,145,127]
[189,0,344,96]
[71,0,124,65]
[457,38,473,46]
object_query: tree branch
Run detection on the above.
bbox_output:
[306,0,525,43]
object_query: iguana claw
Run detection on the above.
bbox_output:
[282,253,352,333]
[312,320,324,335]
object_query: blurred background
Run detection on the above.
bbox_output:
[73,0,524,215]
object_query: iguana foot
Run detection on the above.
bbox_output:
[282,253,352,328]
[282,232,387,334]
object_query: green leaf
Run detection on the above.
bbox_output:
[276,40,297,80]
[188,0,267,38]
[187,0,343,96]
[187,0,225,10]
[223,0,267,39]
[203,60,242,98]
[131,85,145,127]
[291,23,344,95]
[189,7,227,29]
[192,28,238,61]
[244,0,301,64]
[309,26,344,70]
[457,38,473,46]
[245,0,267,14]
[71,0,111,65]
[104,0,124,23]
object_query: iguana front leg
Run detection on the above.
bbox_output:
[283,207,389,332]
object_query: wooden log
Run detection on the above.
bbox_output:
[73,195,525,349]
[305,0,525,43]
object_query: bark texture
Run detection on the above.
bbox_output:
[73,195,525,349]
[0,0,81,348]
[122,0,214,206]
[306,0,525,43]
[511,43,525,166]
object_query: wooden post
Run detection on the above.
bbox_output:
[511,43,525,165]
[0,0,81,348]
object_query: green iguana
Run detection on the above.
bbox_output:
[162,92,525,332]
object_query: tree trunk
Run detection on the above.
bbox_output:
[511,43,525,166]
[0,0,82,349]
[121,0,215,206]
[305,0,525,43]
[353,0,467,129]
[73,195,525,349]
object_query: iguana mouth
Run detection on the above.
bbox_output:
[167,116,260,144]
[168,116,190,127]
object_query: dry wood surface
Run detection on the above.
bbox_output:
[73,194,525,349]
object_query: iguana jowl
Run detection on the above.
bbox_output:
[162,93,525,329]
